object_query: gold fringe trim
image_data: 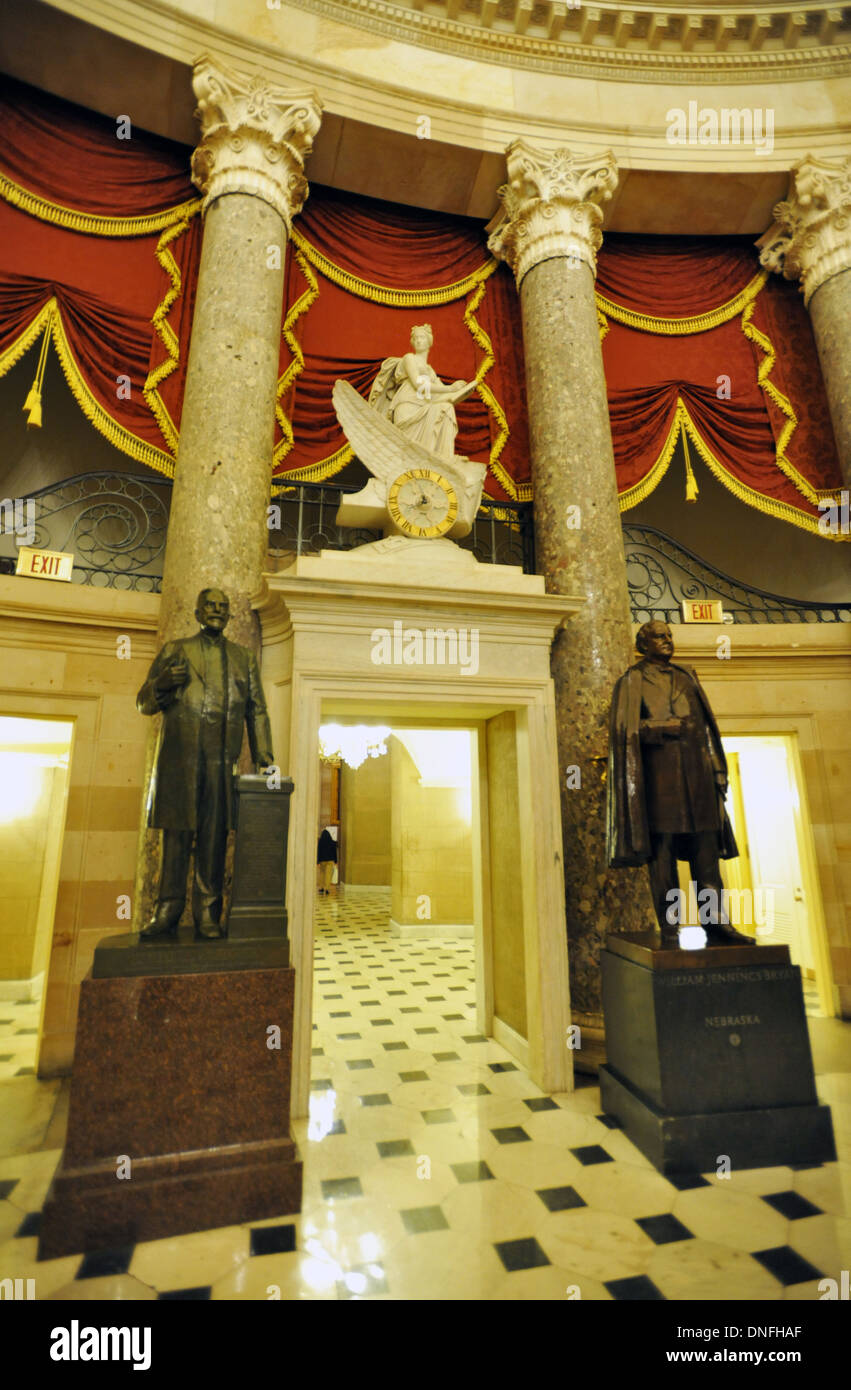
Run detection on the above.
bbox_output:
[598,306,609,343]
[617,403,685,510]
[273,443,354,488]
[596,271,767,336]
[462,276,521,499]
[49,304,176,477]
[142,211,199,458]
[619,397,840,539]
[289,227,499,306]
[0,170,202,237]
[0,299,56,378]
[739,297,839,506]
[274,247,320,468]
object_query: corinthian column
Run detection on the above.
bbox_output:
[158,54,322,648]
[489,143,652,1064]
[758,155,851,489]
[135,55,322,927]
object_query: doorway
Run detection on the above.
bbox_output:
[0,715,73,1079]
[723,734,834,1015]
[675,731,834,1015]
[312,720,484,1028]
[284,690,571,1118]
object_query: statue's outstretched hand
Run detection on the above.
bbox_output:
[154,657,189,694]
[449,380,478,403]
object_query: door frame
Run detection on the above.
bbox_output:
[280,675,572,1118]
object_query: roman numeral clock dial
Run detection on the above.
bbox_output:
[387,468,459,539]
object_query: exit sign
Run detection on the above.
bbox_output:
[16,547,74,582]
[682,598,724,623]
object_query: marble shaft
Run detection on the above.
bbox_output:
[808,270,851,491]
[519,256,653,1019]
[133,56,322,930]
[156,193,285,654]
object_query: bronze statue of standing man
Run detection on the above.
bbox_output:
[606,620,748,945]
[137,588,275,940]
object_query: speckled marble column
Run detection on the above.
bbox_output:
[759,154,851,489]
[808,271,851,489]
[134,57,322,928]
[490,144,654,1051]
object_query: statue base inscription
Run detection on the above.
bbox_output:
[599,933,836,1173]
[38,958,301,1259]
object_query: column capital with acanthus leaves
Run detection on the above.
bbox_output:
[757,154,851,306]
[488,142,619,286]
[190,54,322,229]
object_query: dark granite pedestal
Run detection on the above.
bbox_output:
[599,932,836,1174]
[38,940,302,1260]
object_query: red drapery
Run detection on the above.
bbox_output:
[597,235,842,530]
[0,75,842,533]
[0,75,201,473]
[275,185,530,499]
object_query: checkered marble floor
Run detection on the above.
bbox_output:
[1,886,849,1301]
[0,995,41,1080]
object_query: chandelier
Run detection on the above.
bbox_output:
[318,723,390,771]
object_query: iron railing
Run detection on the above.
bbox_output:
[267,481,536,573]
[1,473,847,622]
[623,523,851,625]
[0,471,169,592]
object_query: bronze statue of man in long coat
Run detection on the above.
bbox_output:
[606,620,747,944]
[137,588,274,939]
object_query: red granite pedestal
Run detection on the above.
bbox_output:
[38,956,302,1259]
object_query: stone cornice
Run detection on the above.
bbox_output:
[488,143,618,282]
[758,153,851,303]
[290,0,851,83]
[191,53,322,226]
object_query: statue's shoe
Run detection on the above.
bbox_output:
[704,923,752,945]
[140,905,182,939]
[195,916,225,940]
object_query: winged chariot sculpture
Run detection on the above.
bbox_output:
[333,323,487,542]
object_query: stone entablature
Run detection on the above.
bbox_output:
[291,0,851,80]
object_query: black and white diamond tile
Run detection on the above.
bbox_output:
[4,884,849,1302]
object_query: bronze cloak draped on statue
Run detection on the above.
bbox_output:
[606,660,738,868]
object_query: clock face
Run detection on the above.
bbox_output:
[387,468,458,539]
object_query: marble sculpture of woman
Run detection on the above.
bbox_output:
[368,324,477,460]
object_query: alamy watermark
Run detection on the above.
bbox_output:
[666,102,774,156]
[666,884,775,934]
[819,491,849,536]
[0,497,36,547]
[370,621,479,676]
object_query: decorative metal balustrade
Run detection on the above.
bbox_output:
[0,471,170,592]
[0,473,847,623]
[623,523,851,625]
[267,482,536,573]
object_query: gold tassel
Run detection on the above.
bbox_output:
[24,390,42,429]
[22,309,53,429]
[682,424,699,502]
